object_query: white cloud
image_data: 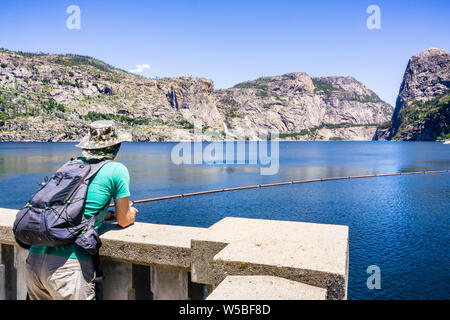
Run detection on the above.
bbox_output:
[129,64,151,73]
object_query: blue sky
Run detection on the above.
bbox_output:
[0,0,449,106]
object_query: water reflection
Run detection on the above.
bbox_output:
[1,141,449,195]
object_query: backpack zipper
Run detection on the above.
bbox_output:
[36,175,61,208]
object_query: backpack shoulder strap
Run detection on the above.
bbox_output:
[85,159,112,181]
[85,159,113,220]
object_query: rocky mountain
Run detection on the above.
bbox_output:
[0,49,392,142]
[0,49,223,142]
[217,73,392,140]
[374,48,450,141]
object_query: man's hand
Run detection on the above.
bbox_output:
[130,206,138,215]
[129,202,139,219]
[114,197,139,228]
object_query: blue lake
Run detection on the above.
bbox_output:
[0,141,449,299]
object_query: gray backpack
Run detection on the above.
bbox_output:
[13,158,111,255]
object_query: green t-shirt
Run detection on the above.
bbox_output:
[29,158,131,260]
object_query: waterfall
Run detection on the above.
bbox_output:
[223,122,238,139]
[171,87,178,110]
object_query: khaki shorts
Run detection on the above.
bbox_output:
[25,252,95,300]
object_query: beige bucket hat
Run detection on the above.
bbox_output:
[75,120,132,150]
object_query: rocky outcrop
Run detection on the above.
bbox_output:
[0,49,392,141]
[216,73,392,139]
[0,50,224,142]
[374,48,450,141]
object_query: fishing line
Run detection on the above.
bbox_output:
[109,169,449,207]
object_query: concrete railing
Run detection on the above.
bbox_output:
[0,208,349,300]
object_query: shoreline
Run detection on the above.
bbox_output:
[0,140,444,143]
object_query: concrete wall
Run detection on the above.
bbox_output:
[0,208,349,300]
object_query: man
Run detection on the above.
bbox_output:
[24,120,139,300]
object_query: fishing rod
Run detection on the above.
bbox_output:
[109,169,450,207]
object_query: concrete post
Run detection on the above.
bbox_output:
[1,244,15,300]
[14,246,28,300]
[150,266,188,300]
[101,259,133,300]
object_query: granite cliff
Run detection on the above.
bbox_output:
[0,49,393,141]
[217,73,392,140]
[374,48,450,141]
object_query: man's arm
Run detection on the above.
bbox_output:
[114,196,139,228]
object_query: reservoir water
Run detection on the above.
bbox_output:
[0,141,449,299]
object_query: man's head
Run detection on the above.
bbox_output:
[75,120,132,160]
